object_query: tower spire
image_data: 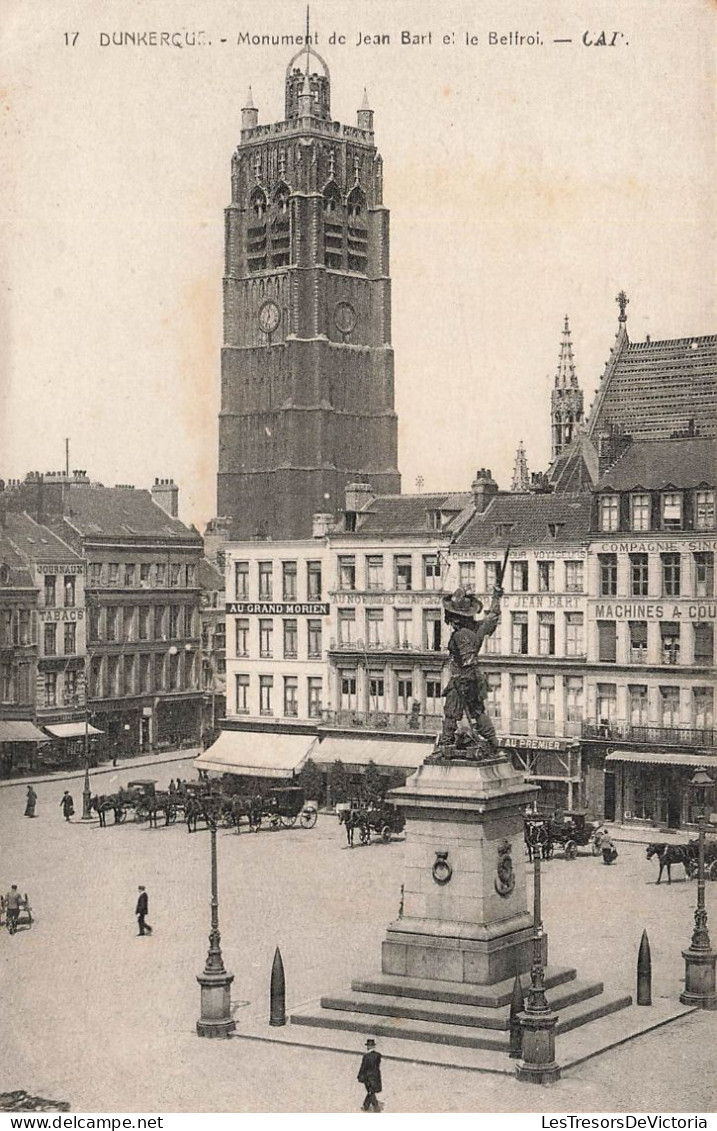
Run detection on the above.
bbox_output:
[511,441,530,492]
[555,315,578,388]
[550,315,584,461]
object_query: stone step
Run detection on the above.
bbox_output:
[322,977,605,1031]
[291,990,632,1052]
[350,965,578,1009]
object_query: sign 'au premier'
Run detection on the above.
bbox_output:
[226,602,330,616]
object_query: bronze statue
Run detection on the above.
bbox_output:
[438,584,504,760]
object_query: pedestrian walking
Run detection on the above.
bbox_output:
[60,790,75,821]
[135,886,153,936]
[4,885,21,933]
[24,785,37,818]
[357,1038,382,1112]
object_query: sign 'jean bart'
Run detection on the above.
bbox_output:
[440,586,503,755]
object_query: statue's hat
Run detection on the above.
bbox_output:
[442,587,483,619]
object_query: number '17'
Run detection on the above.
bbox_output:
[64,32,79,46]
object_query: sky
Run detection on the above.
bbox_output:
[1,0,714,530]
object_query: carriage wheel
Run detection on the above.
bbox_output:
[300,808,318,829]
[380,825,392,844]
[280,813,298,828]
[564,840,578,860]
[117,808,127,824]
[709,860,717,882]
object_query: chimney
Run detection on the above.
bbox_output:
[151,477,179,518]
[344,481,374,513]
[312,512,334,538]
[471,468,498,514]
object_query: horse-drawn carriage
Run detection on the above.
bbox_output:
[234,786,318,832]
[337,800,406,846]
[524,809,601,860]
[92,779,178,827]
[647,837,717,884]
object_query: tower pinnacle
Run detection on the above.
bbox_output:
[511,441,530,492]
[550,315,584,461]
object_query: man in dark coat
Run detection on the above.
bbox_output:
[60,791,74,821]
[440,585,503,755]
[135,886,153,936]
[24,785,37,817]
[357,1038,382,1111]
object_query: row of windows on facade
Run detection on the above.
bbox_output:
[0,608,35,648]
[40,575,78,608]
[596,620,714,666]
[234,672,323,718]
[598,551,713,598]
[88,605,198,645]
[234,559,323,601]
[598,490,714,533]
[1,666,87,710]
[87,562,197,589]
[332,669,715,733]
[89,652,197,701]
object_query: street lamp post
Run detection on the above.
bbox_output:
[516,829,561,1083]
[680,767,717,1009]
[81,662,92,820]
[196,798,236,1038]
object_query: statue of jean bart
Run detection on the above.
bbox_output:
[436,585,506,761]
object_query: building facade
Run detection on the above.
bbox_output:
[0,524,42,773]
[216,50,400,540]
[582,436,716,827]
[199,557,227,745]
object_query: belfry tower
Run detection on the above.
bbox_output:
[550,315,584,460]
[217,46,401,539]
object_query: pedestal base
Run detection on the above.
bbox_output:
[516,1009,561,1083]
[679,947,717,1010]
[383,916,547,986]
[197,969,236,1038]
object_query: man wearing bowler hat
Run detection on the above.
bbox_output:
[440,583,503,756]
[357,1038,382,1111]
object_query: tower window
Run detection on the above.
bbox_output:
[247,188,268,273]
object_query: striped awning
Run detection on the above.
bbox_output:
[195,730,317,778]
[605,749,717,769]
[0,720,49,743]
[44,722,104,740]
[314,735,429,771]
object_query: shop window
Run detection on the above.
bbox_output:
[695,490,715,530]
[599,554,617,596]
[511,561,528,592]
[694,552,714,598]
[538,561,554,592]
[661,553,681,596]
[511,612,528,655]
[338,556,356,591]
[565,613,584,657]
[259,675,273,716]
[282,561,298,600]
[630,553,649,597]
[565,560,584,592]
[694,622,714,666]
[235,561,249,600]
[661,492,682,530]
[599,495,619,532]
[283,618,298,659]
[629,620,648,663]
[630,493,651,532]
[235,674,249,714]
[597,621,616,663]
[538,613,555,656]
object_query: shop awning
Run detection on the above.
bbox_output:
[194,730,317,779]
[43,722,104,739]
[605,749,717,769]
[0,720,50,743]
[314,735,429,771]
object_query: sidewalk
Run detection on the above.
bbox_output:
[0,746,201,790]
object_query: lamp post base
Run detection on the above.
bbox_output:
[516,1010,561,1084]
[680,947,717,1010]
[196,970,236,1038]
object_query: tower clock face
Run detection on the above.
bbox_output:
[258,300,281,334]
[334,301,357,335]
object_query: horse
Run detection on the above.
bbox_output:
[184,794,204,833]
[524,820,553,863]
[646,842,697,884]
[91,794,124,826]
[337,805,369,847]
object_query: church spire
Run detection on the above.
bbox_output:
[511,441,530,492]
[550,315,584,461]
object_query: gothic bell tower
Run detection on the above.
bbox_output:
[550,315,584,460]
[217,47,401,539]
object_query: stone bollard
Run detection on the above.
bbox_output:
[509,974,524,1058]
[637,929,652,1006]
[270,946,287,1026]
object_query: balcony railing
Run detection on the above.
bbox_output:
[582,721,716,748]
[329,637,445,654]
[321,708,442,734]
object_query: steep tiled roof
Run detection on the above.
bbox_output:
[60,487,200,541]
[454,493,592,549]
[549,434,600,493]
[349,492,472,537]
[199,557,224,592]
[4,513,82,564]
[597,437,716,492]
[0,532,36,588]
[588,331,717,441]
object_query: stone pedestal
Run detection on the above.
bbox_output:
[516,1009,561,1083]
[382,757,543,987]
[196,970,236,1038]
[679,946,717,1010]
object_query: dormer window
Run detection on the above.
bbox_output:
[662,492,682,530]
[495,523,514,538]
[696,490,715,530]
[599,495,619,532]
[630,493,651,532]
[547,522,564,540]
[426,510,442,531]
